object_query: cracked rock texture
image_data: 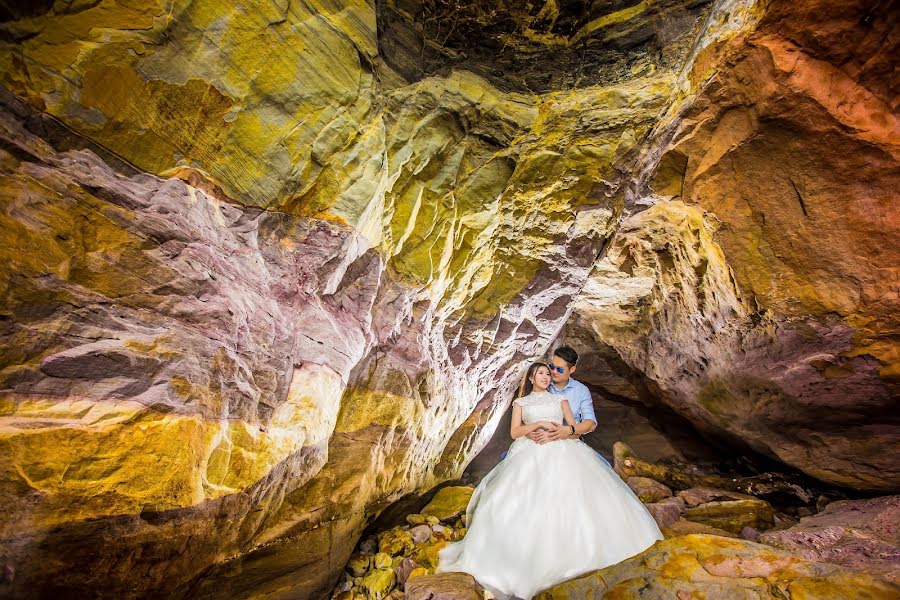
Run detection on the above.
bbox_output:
[0,0,897,597]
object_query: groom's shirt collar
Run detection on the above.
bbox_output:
[548,377,596,427]
[551,379,574,392]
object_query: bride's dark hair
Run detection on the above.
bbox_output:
[516,361,550,398]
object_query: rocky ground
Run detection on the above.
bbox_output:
[332,445,900,599]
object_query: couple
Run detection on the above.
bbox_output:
[437,347,663,599]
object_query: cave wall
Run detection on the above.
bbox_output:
[0,0,897,597]
[567,0,899,492]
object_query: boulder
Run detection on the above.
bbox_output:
[413,540,449,571]
[760,495,900,584]
[645,501,682,530]
[374,552,393,569]
[347,554,371,577]
[535,534,899,599]
[406,514,427,526]
[613,443,814,504]
[408,524,433,544]
[422,487,475,522]
[431,525,453,541]
[662,519,737,539]
[626,477,673,503]
[359,568,396,600]
[394,557,420,589]
[683,499,775,535]
[677,487,755,508]
[379,528,416,556]
[405,572,485,600]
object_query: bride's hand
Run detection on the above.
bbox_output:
[543,422,571,442]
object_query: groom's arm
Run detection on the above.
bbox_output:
[545,391,597,440]
[568,388,596,438]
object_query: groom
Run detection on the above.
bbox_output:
[529,345,597,444]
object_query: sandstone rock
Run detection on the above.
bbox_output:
[645,501,682,530]
[2,0,898,598]
[0,36,608,600]
[740,527,760,542]
[379,529,416,557]
[760,495,900,584]
[663,519,737,539]
[406,514,427,526]
[405,572,484,600]
[422,487,474,522]
[375,552,393,570]
[613,443,814,504]
[408,525,432,544]
[334,579,353,594]
[677,487,755,508]
[360,538,379,554]
[348,554,372,577]
[413,540,449,571]
[431,525,453,541]
[568,0,900,493]
[684,499,775,535]
[658,495,687,508]
[772,513,799,530]
[627,476,673,503]
[360,568,396,600]
[535,534,899,599]
[394,557,419,588]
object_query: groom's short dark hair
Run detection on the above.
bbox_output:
[554,346,578,366]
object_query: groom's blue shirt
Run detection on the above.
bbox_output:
[548,377,596,429]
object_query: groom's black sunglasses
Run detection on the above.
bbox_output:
[547,364,566,374]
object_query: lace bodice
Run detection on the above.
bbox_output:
[513,391,564,425]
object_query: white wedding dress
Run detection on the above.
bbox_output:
[437,391,663,599]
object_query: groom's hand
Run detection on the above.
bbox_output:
[544,423,571,442]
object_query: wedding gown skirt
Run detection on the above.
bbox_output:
[437,394,663,599]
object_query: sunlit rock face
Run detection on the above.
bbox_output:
[565,0,899,492]
[0,1,685,597]
[0,0,897,598]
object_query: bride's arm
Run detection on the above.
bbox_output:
[510,405,551,440]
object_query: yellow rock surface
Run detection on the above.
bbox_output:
[536,534,899,600]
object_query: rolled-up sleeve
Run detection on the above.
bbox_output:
[579,387,597,429]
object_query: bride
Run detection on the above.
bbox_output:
[437,362,663,599]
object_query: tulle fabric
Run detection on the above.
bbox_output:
[437,437,663,599]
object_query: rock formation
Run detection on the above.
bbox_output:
[0,0,896,597]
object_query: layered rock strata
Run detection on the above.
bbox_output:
[564,0,900,492]
[0,0,897,597]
